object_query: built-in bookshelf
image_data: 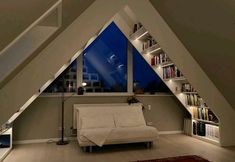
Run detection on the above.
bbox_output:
[129,23,220,145]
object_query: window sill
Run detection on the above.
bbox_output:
[39,92,173,97]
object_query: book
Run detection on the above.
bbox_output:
[205,124,219,140]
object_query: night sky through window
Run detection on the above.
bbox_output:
[44,22,170,93]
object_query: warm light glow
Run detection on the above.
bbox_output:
[148,47,161,54]
[82,82,87,86]
[135,31,148,40]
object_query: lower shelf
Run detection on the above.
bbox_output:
[192,134,220,145]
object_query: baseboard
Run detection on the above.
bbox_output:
[13,137,77,145]
[159,130,183,135]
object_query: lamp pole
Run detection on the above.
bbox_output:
[57,92,69,145]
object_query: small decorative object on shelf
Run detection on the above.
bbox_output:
[133,23,143,33]
[127,95,140,105]
[77,86,84,95]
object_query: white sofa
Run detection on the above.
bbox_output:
[73,103,159,152]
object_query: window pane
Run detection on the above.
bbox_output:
[83,22,127,92]
[133,48,170,93]
[44,60,77,93]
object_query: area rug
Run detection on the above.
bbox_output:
[133,155,210,162]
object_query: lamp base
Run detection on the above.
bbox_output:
[56,140,69,145]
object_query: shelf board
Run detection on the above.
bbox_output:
[129,27,149,40]
[192,118,219,126]
[142,44,162,55]
[192,135,220,145]
[160,62,174,67]
[164,77,186,81]
[187,105,210,109]
[182,92,198,94]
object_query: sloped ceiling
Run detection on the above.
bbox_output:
[0,0,95,87]
[150,0,235,109]
[0,0,95,51]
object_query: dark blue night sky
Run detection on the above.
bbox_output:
[45,22,170,93]
[83,22,169,92]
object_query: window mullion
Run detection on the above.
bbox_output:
[127,42,133,94]
[77,54,83,88]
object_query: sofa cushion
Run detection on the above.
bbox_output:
[114,106,146,127]
[81,115,115,129]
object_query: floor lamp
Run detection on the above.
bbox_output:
[57,91,68,145]
[56,85,84,145]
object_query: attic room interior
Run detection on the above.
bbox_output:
[0,0,235,162]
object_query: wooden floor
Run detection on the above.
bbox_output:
[3,134,235,162]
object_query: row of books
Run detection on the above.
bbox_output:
[150,53,170,66]
[142,37,157,51]
[163,65,183,79]
[191,107,218,123]
[181,83,196,93]
[193,121,206,136]
[193,121,219,140]
[205,124,219,140]
[133,23,143,33]
[192,107,209,121]
[185,94,204,106]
